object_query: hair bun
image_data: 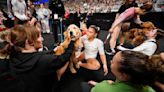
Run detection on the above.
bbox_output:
[97,26,100,32]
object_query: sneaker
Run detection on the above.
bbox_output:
[105,50,115,55]
[111,48,116,53]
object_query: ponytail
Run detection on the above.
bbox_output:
[147,55,164,83]
[0,43,21,57]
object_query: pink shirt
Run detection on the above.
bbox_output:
[119,7,137,21]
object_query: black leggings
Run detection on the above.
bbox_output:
[77,55,104,82]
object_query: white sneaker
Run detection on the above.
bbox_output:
[105,50,115,55]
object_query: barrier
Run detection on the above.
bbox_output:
[81,12,164,30]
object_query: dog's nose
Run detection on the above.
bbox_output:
[70,31,73,36]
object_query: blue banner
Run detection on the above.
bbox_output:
[33,0,49,4]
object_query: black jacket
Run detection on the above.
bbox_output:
[0,41,74,92]
[49,0,65,17]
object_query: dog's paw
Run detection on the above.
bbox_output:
[75,61,82,69]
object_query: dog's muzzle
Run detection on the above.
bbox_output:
[70,31,73,36]
[69,31,77,41]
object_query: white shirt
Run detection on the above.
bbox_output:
[117,39,157,56]
[11,0,28,20]
[37,8,50,20]
[81,35,105,59]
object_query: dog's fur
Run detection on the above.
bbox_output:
[54,24,82,74]
[122,21,157,47]
[122,28,145,47]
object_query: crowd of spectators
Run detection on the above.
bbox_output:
[63,0,164,13]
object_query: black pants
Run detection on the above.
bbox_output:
[52,19,59,43]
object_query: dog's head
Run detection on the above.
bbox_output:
[125,28,139,40]
[64,24,82,41]
[54,24,82,55]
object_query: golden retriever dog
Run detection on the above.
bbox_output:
[122,21,157,47]
[121,28,145,46]
[54,24,82,79]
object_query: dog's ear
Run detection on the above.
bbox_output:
[132,35,145,46]
[64,30,68,38]
[62,38,71,48]
[77,28,82,37]
[125,28,137,39]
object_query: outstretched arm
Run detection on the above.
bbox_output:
[134,15,143,24]
[98,41,108,75]
[100,54,108,76]
[50,41,75,70]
